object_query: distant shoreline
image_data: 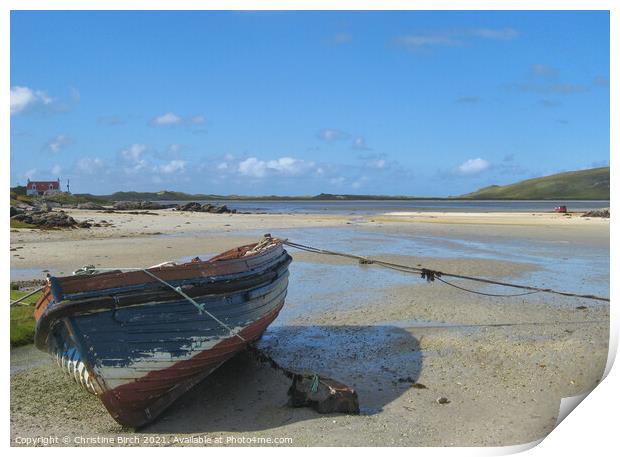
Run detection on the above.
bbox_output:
[76,195,612,202]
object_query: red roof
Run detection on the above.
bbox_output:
[27,181,60,191]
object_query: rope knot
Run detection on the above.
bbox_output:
[421,268,441,282]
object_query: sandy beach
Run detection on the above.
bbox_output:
[10,208,609,446]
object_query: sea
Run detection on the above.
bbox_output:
[160,199,610,215]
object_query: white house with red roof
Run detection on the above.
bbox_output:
[26,179,62,196]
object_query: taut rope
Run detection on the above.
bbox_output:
[282,240,610,303]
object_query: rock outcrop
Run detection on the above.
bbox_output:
[582,208,610,218]
[175,202,236,214]
[11,209,91,228]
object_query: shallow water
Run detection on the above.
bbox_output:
[159,199,610,215]
[236,226,609,315]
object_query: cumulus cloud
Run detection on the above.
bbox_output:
[457,158,491,175]
[51,164,63,176]
[150,112,205,126]
[10,86,53,115]
[396,27,518,50]
[317,128,349,142]
[119,144,150,174]
[76,157,106,174]
[158,160,186,174]
[357,152,393,170]
[238,157,314,178]
[120,143,147,162]
[151,112,182,126]
[44,135,72,153]
[352,136,371,150]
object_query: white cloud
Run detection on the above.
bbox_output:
[119,144,149,174]
[151,112,183,126]
[120,144,147,161]
[150,112,205,126]
[76,157,105,175]
[457,158,491,175]
[470,27,518,40]
[238,156,314,178]
[317,128,349,142]
[368,159,386,169]
[45,135,72,153]
[158,160,186,174]
[10,86,53,115]
[397,27,518,50]
[267,157,306,174]
[51,164,63,175]
[238,158,268,178]
[352,136,371,150]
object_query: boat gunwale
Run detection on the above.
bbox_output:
[34,253,291,350]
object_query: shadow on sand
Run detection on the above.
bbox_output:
[143,325,421,434]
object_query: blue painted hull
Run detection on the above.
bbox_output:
[34,238,291,427]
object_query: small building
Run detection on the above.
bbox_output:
[26,179,62,196]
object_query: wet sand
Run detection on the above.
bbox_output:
[10,209,609,446]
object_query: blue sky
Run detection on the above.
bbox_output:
[10,10,609,196]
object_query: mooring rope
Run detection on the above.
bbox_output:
[139,268,247,343]
[71,265,246,343]
[10,285,45,307]
[282,240,610,303]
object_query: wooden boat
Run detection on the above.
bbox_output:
[33,235,291,428]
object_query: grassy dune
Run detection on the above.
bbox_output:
[462,167,610,200]
[10,289,42,346]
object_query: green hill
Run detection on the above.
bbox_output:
[462,167,610,200]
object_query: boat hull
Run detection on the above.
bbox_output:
[34,238,291,428]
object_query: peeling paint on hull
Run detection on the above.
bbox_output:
[34,238,291,428]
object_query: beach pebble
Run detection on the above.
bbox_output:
[436,397,450,405]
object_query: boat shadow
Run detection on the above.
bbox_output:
[143,325,421,434]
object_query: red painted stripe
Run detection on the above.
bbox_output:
[98,299,284,428]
